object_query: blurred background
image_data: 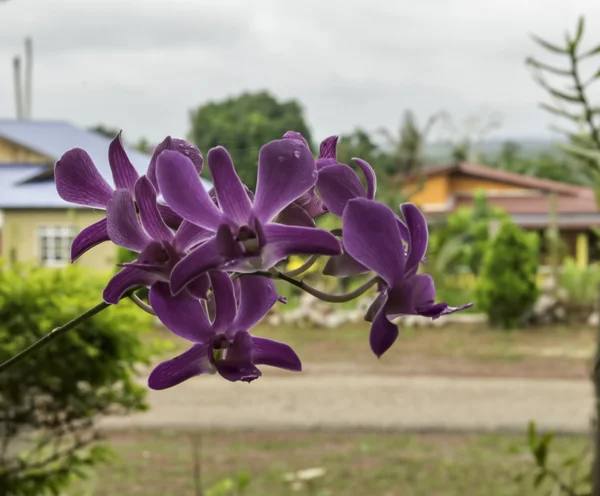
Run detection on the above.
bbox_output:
[2,1,600,495]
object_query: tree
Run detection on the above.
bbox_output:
[188,91,312,191]
[88,124,120,139]
[336,128,393,176]
[475,219,539,329]
[378,110,442,176]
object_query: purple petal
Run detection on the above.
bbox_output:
[234,275,278,331]
[102,266,158,304]
[364,291,387,323]
[283,131,311,149]
[276,202,316,228]
[108,132,139,191]
[157,204,183,230]
[207,146,252,225]
[323,249,369,278]
[319,136,338,159]
[401,203,429,276]
[209,271,237,334]
[353,158,376,200]
[370,300,399,358]
[342,198,405,286]
[295,189,327,219]
[169,231,233,295]
[149,282,211,342]
[134,176,175,243]
[55,149,114,208]
[70,217,109,262]
[385,280,418,317]
[148,136,203,192]
[412,274,436,308]
[316,164,366,217]
[157,150,223,230]
[253,138,318,223]
[148,344,212,390]
[397,218,410,243]
[251,336,302,371]
[174,220,214,252]
[215,332,261,383]
[186,273,211,300]
[106,189,152,252]
[261,224,342,269]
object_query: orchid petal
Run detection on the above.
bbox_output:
[149,282,211,342]
[370,298,399,358]
[316,164,365,216]
[251,336,302,371]
[261,224,341,269]
[342,198,405,286]
[253,139,317,223]
[102,266,158,304]
[148,343,212,390]
[319,136,338,159]
[401,203,429,276]
[157,150,223,230]
[70,217,109,262]
[106,189,151,252]
[157,204,183,230]
[209,271,237,334]
[215,332,261,383]
[234,275,278,331]
[55,149,114,208]
[174,220,214,252]
[148,136,203,192]
[135,176,174,242]
[108,132,139,191]
[276,202,316,228]
[353,158,376,200]
[283,130,311,149]
[207,146,252,225]
[186,273,211,300]
[323,249,369,278]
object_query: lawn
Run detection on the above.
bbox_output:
[71,429,589,496]
[150,319,596,380]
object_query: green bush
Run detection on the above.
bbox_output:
[559,258,600,312]
[476,220,540,329]
[0,263,158,495]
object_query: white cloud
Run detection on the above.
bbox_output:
[1,0,600,146]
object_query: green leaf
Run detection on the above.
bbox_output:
[573,16,585,47]
[533,433,553,467]
[527,421,537,448]
[525,57,571,76]
[531,34,570,54]
[558,143,600,164]
[538,103,582,121]
[533,470,546,488]
[581,44,600,59]
[547,86,583,103]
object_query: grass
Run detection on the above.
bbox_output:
[149,319,596,380]
[70,429,589,496]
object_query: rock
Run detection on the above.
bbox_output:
[588,312,599,327]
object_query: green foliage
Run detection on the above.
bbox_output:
[188,91,312,191]
[206,472,251,496]
[0,264,158,495]
[427,191,510,276]
[559,258,600,311]
[475,220,540,329]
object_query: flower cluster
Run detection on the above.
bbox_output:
[54,131,471,389]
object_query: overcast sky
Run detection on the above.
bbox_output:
[1,0,600,146]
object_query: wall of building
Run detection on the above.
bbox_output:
[449,176,532,195]
[404,175,450,208]
[0,137,51,164]
[1,209,116,271]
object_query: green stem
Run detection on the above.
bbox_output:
[0,300,111,374]
[271,270,380,303]
[129,294,156,316]
[282,255,320,278]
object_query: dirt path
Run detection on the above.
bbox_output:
[101,364,593,434]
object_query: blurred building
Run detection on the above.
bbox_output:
[0,119,210,271]
[402,162,600,266]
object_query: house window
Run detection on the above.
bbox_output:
[38,226,75,267]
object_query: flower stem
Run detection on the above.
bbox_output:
[271,270,380,303]
[282,255,320,278]
[129,293,156,316]
[0,300,111,374]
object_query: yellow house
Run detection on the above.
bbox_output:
[401,162,600,267]
[0,120,210,271]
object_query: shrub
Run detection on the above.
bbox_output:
[0,263,157,495]
[559,258,600,314]
[476,220,540,329]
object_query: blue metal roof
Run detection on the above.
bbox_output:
[0,120,212,209]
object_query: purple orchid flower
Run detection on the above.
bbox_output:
[343,198,472,358]
[147,271,301,388]
[156,137,342,295]
[55,134,202,261]
[102,175,212,304]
